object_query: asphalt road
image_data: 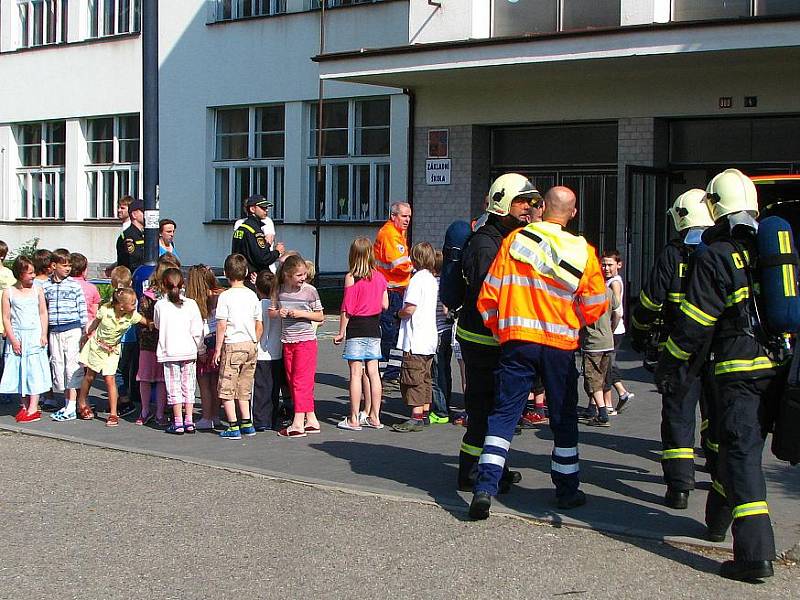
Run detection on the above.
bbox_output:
[0,432,797,600]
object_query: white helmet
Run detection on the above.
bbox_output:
[486,173,541,217]
[668,188,714,232]
[705,168,759,222]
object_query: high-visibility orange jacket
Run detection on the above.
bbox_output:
[374,220,412,289]
[477,221,608,350]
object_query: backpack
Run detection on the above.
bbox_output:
[439,220,473,312]
[757,215,800,335]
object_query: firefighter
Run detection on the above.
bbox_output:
[231,195,283,279]
[373,202,413,383]
[469,186,608,519]
[630,189,714,509]
[655,169,783,582]
[116,198,145,273]
[456,173,540,492]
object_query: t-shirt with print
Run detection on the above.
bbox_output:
[216,286,261,344]
[396,269,438,356]
[275,283,323,344]
[258,298,283,361]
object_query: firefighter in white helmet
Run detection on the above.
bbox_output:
[656,169,781,582]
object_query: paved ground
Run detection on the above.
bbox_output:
[1,316,799,561]
[0,432,797,599]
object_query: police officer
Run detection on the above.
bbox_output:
[231,195,284,279]
[456,173,539,492]
[116,198,145,273]
[656,169,782,582]
[630,189,714,509]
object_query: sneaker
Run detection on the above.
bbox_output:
[392,418,424,433]
[520,411,548,428]
[240,423,257,437]
[165,424,185,435]
[586,416,610,427]
[606,407,618,416]
[616,393,634,413]
[219,426,242,439]
[51,408,77,422]
[428,412,449,425]
[17,411,42,423]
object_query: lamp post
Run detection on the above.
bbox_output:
[313,1,326,285]
[142,0,159,267]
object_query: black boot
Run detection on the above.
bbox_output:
[557,490,587,510]
[719,560,773,582]
[665,487,689,509]
[469,491,492,520]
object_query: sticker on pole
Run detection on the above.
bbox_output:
[144,210,160,229]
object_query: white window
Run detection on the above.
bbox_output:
[18,0,68,47]
[307,98,390,222]
[85,115,140,219]
[87,0,141,38]
[215,0,286,21]
[213,105,286,221]
[15,121,66,219]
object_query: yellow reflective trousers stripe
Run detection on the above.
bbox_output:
[460,442,482,457]
[714,356,777,376]
[732,501,769,519]
[662,447,694,460]
[666,337,691,361]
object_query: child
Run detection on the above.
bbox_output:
[334,237,388,431]
[392,242,438,433]
[135,262,171,426]
[270,254,324,438]
[77,287,149,426]
[430,249,451,424]
[185,265,223,431]
[70,253,101,323]
[44,249,88,422]
[0,241,16,394]
[110,265,132,290]
[155,268,204,434]
[213,254,262,439]
[253,270,285,432]
[580,286,618,427]
[601,250,634,413]
[0,256,51,421]
[32,249,53,289]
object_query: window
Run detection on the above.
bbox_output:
[18,1,68,47]
[307,97,391,222]
[213,105,286,221]
[85,115,140,218]
[671,0,750,22]
[15,121,66,219]
[215,0,287,21]
[88,0,141,38]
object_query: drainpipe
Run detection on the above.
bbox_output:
[404,88,415,244]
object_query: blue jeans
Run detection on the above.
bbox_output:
[430,329,453,417]
[475,342,580,499]
[379,290,405,380]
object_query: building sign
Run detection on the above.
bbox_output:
[426,159,451,185]
[428,129,449,158]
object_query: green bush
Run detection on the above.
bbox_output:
[9,237,39,260]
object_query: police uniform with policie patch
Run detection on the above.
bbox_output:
[231,214,280,275]
[116,223,145,273]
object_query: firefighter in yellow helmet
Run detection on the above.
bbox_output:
[656,169,782,582]
[631,189,714,509]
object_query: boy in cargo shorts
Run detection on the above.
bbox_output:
[580,287,618,427]
[213,254,262,440]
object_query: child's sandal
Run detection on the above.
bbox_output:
[78,405,95,420]
[105,415,119,427]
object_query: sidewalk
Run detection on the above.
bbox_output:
[2,317,798,556]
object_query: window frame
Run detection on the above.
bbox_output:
[307,97,391,223]
[15,120,67,220]
[84,114,141,219]
[87,0,141,38]
[18,0,69,48]
[212,104,286,221]
[214,0,287,21]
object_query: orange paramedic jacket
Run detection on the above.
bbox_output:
[374,220,412,289]
[477,221,608,350]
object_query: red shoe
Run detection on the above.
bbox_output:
[15,407,26,421]
[520,411,548,428]
[17,411,42,423]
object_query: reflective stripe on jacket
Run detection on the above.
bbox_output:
[373,220,412,289]
[477,221,608,350]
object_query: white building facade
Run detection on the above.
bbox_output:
[318,0,800,295]
[0,0,410,273]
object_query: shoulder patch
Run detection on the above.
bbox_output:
[397,244,405,254]
[256,235,267,249]
[126,239,135,255]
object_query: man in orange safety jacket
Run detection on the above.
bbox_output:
[469,186,608,520]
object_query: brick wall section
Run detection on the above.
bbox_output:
[410,125,491,249]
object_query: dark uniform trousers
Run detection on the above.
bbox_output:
[660,361,709,491]
[379,289,404,380]
[475,342,580,500]
[458,339,502,484]
[705,376,778,562]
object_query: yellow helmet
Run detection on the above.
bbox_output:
[486,173,541,217]
[705,168,758,222]
[668,188,714,232]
